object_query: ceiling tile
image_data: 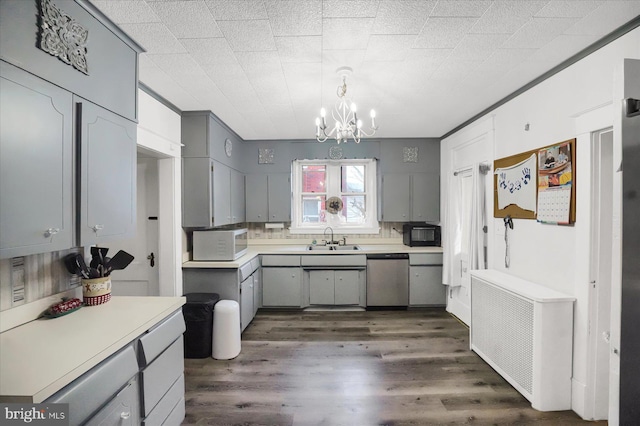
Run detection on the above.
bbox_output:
[414,17,478,48]
[470,1,549,34]
[372,1,437,35]
[180,38,238,67]
[535,1,603,18]
[91,1,159,24]
[148,1,222,38]
[275,36,322,63]
[365,35,416,62]
[449,33,511,61]
[322,18,374,50]
[265,0,323,36]
[235,51,283,77]
[564,1,640,35]
[485,48,537,67]
[430,1,493,18]
[527,33,600,64]
[217,20,276,51]
[322,1,380,18]
[503,17,580,48]
[146,53,208,81]
[283,62,322,101]
[204,0,268,20]
[118,23,187,54]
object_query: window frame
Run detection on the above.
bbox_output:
[290,158,380,234]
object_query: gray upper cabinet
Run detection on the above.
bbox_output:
[382,173,439,222]
[0,0,142,122]
[0,61,73,259]
[78,97,137,246]
[182,159,244,228]
[246,174,291,222]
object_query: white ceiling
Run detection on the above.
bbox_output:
[92,1,640,139]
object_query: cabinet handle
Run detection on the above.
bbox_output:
[120,412,130,420]
[92,224,104,233]
[44,228,59,238]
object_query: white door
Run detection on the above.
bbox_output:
[110,157,159,296]
[589,128,613,420]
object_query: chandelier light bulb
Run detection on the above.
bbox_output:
[357,119,363,129]
[315,117,320,126]
[351,103,357,112]
[370,110,376,118]
[320,108,326,118]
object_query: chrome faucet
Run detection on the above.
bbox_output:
[324,227,334,245]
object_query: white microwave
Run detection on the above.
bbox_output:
[192,228,248,261]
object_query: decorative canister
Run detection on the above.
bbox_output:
[81,276,112,306]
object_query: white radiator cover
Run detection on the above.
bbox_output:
[470,269,575,411]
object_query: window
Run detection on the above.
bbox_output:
[290,159,379,234]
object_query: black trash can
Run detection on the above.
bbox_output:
[183,293,220,358]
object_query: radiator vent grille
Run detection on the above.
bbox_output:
[472,279,534,394]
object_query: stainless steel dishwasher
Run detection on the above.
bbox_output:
[366,253,409,307]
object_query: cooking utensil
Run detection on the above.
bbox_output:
[90,247,109,269]
[105,250,134,274]
[63,254,80,275]
[74,254,90,279]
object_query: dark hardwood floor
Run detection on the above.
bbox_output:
[184,309,598,425]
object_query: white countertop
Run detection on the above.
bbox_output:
[471,269,575,303]
[183,244,443,268]
[0,296,185,403]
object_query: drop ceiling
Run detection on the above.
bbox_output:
[92,1,640,140]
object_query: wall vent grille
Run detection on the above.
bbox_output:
[472,278,534,394]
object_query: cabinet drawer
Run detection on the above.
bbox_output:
[143,374,184,426]
[163,397,186,426]
[301,255,366,267]
[250,256,261,271]
[409,253,443,266]
[85,376,139,426]
[139,311,185,366]
[261,255,300,266]
[47,346,138,426]
[141,336,184,416]
[239,258,258,282]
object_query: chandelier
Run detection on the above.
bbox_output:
[315,67,377,144]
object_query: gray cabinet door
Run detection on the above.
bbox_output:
[412,173,440,222]
[240,277,254,331]
[182,158,212,228]
[334,270,360,305]
[381,174,410,221]
[245,174,268,222]
[268,174,291,222]
[409,266,446,306]
[262,268,301,307]
[0,61,73,258]
[78,98,136,246]
[230,168,245,224]
[252,272,261,315]
[212,161,231,226]
[309,270,334,305]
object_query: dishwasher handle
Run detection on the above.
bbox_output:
[366,253,409,260]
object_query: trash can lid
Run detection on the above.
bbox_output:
[184,293,220,306]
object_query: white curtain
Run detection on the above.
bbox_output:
[443,164,487,288]
[468,165,487,274]
[443,173,463,287]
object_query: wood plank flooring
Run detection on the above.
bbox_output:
[183,309,599,426]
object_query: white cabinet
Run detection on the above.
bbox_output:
[0,61,73,259]
[408,253,445,306]
[309,270,360,305]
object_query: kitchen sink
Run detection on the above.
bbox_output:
[307,244,361,251]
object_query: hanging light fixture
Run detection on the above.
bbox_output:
[315,67,377,144]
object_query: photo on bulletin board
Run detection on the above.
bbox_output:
[537,138,576,225]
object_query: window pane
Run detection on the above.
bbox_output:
[341,165,365,193]
[341,195,366,223]
[302,165,326,193]
[302,195,326,223]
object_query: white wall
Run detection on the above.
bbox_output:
[137,90,183,297]
[441,27,640,419]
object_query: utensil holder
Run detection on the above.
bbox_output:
[82,276,112,306]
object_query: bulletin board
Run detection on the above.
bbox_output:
[493,138,577,223]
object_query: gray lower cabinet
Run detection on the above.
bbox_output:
[381,173,439,222]
[77,97,137,246]
[240,275,254,331]
[309,270,360,305]
[408,253,446,306]
[245,173,291,222]
[46,310,186,426]
[0,61,73,259]
[262,267,302,307]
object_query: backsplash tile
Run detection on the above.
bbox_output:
[0,248,82,312]
[246,222,406,240]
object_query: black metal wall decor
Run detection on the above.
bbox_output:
[38,0,89,75]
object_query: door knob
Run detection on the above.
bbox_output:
[147,252,155,267]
